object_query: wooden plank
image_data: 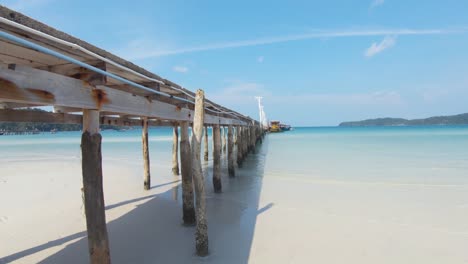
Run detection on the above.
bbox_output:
[0,40,66,65]
[212,124,221,193]
[81,109,111,264]
[0,64,247,125]
[191,89,209,256]
[180,121,195,225]
[142,117,151,190]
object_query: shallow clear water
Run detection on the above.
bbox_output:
[1,125,467,185]
[265,126,468,185]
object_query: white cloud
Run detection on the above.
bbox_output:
[364,36,396,57]
[370,0,385,9]
[123,28,461,60]
[257,56,264,63]
[172,66,188,73]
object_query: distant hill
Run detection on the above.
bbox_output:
[339,113,468,127]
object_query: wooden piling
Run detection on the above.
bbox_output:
[221,126,226,153]
[81,109,111,264]
[191,90,209,256]
[180,121,195,225]
[250,124,256,153]
[228,125,235,177]
[212,124,222,192]
[204,126,209,161]
[233,126,238,145]
[237,126,243,167]
[172,125,180,175]
[243,126,249,158]
[142,117,151,190]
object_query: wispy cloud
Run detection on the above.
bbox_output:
[370,0,385,9]
[172,66,188,73]
[123,28,464,60]
[257,56,264,63]
[365,35,396,57]
[269,90,403,105]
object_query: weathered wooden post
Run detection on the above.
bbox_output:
[250,123,256,153]
[212,123,222,192]
[221,126,226,153]
[191,90,209,256]
[172,125,180,175]
[81,109,111,264]
[233,126,238,145]
[204,126,209,161]
[142,117,151,190]
[180,121,195,225]
[243,126,249,158]
[228,125,235,177]
[237,126,243,167]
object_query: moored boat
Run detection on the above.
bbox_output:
[280,124,291,131]
[269,121,281,132]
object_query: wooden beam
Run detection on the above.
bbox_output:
[0,109,177,127]
[81,109,111,264]
[172,125,180,176]
[0,102,41,109]
[191,89,209,256]
[0,109,81,123]
[0,64,247,125]
[228,125,235,177]
[212,124,221,193]
[180,121,195,225]
[142,117,151,190]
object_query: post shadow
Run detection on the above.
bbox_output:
[4,136,270,264]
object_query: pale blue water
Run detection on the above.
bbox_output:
[1,126,467,185]
[266,126,468,185]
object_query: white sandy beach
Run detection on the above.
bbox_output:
[1,132,468,263]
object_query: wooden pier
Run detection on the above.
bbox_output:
[0,5,266,263]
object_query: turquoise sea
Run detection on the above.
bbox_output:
[1,126,467,185]
[1,125,468,263]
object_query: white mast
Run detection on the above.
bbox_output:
[255,96,268,129]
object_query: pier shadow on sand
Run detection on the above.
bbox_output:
[3,137,270,264]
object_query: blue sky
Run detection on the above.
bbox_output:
[2,0,468,126]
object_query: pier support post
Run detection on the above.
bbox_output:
[233,126,238,145]
[180,121,195,225]
[213,124,222,192]
[221,126,226,153]
[172,125,180,175]
[142,117,151,190]
[237,126,243,167]
[250,123,256,153]
[204,126,209,161]
[243,126,249,158]
[81,109,111,264]
[228,125,235,177]
[191,90,209,256]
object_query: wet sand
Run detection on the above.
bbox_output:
[1,134,468,263]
